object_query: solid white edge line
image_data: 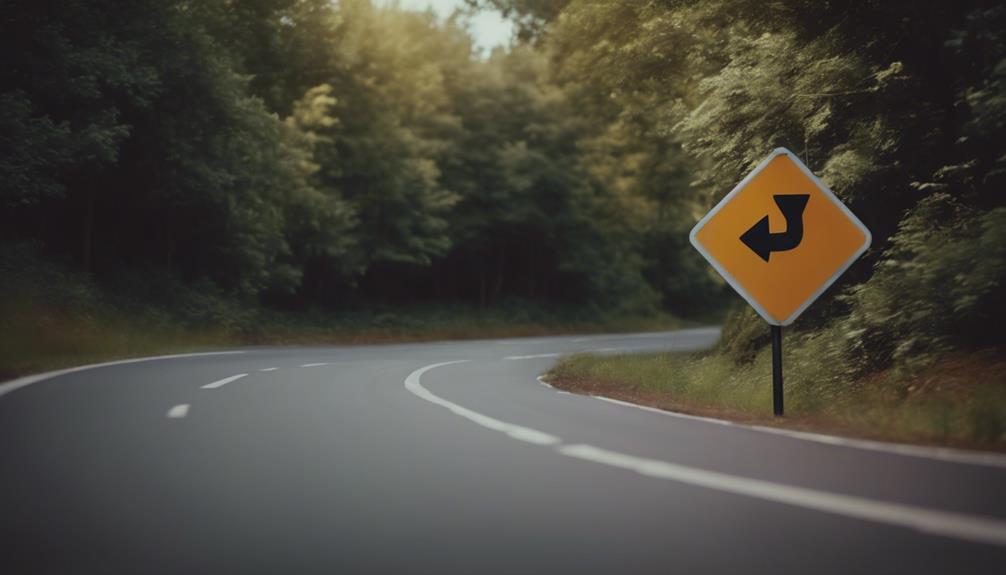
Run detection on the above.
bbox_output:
[557,443,1006,547]
[405,361,560,446]
[591,395,1006,469]
[166,404,190,419]
[496,326,722,346]
[574,327,724,344]
[404,361,1006,547]
[504,353,560,360]
[538,376,573,396]
[0,351,246,399]
[594,396,734,427]
[201,373,248,389]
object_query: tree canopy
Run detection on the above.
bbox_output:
[2,0,1003,360]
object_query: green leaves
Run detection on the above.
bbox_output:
[543,0,1006,355]
[837,195,1006,372]
[0,91,75,207]
[5,0,1001,335]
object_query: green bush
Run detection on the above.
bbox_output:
[714,305,771,365]
[0,242,101,316]
[837,195,1006,373]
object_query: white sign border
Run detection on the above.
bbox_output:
[688,147,872,326]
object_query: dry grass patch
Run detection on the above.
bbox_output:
[546,348,1006,451]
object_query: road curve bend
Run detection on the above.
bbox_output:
[1,328,1004,574]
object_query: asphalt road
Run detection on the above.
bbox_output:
[1,327,1004,574]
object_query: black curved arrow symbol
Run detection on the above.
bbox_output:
[740,194,810,262]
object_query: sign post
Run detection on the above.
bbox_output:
[689,148,871,416]
[771,324,783,416]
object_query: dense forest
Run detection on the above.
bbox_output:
[2,1,1004,376]
[2,0,696,318]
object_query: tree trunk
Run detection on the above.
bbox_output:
[81,186,95,273]
[527,244,536,298]
[479,264,487,309]
[492,245,505,306]
[163,219,175,272]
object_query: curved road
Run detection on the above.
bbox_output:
[1,327,1004,574]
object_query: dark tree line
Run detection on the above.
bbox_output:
[3,0,1004,358]
[523,0,1005,366]
[1,0,694,316]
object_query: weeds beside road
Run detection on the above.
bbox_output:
[547,348,1006,451]
[0,301,689,381]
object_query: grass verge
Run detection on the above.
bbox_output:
[0,302,691,381]
[0,243,707,381]
[546,347,1006,451]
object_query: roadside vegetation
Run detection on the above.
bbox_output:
[548,337,1006,449]
[0,244,690,379]
[2,1,1004,444]
[526,0,1006,448]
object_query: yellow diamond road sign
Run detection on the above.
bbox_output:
[690,148,871,326]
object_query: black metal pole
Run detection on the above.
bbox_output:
[771,324,784,416]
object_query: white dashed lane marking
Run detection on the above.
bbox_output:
[166,404,190,419]
[201,374,248,389]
